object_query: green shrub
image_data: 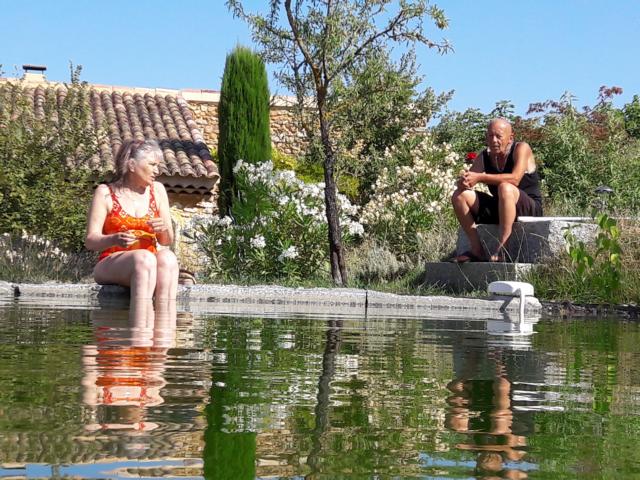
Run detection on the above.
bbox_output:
[360,134,462,261]
[195,160,363,282]
[0,69,101,252]
[527,214,634,305]
[527,91,640,215]
[217,46,271,213]
[347,239,404,284]
[273,148,360,201]
[271,149,298,172]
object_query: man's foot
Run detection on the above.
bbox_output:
[450,250,486,263]
[489,252,507,262]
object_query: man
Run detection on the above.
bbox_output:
[451,118,543,262]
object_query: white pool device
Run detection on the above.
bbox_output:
[487,281,534,323]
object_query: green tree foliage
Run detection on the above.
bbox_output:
[527,88,640,214]
[227,0,451,284]
[331,49,452,201]
[218,46,272,213]
[431,100,516,156]
[0,68,101,251]
[623,94,640,139]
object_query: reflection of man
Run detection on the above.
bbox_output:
[445,358,528,479]
[81,299,176,431]
[451,118,543,262]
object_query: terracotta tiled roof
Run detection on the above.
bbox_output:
[4,80,218,183]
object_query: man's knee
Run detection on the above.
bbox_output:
[497,182,518,201]
[451,188,475,207]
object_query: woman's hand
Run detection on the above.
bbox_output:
[147,217,168,234]
[112,231,137,248]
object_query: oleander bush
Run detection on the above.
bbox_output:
[359,134,462,261]
[196,160,363,282]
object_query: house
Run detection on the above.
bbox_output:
[1,65,307,275]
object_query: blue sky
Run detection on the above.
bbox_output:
[3,0,639,116]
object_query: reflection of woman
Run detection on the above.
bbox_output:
[85,139,179,300]
[82,300,176,431]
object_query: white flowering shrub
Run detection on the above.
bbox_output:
[360,135,464,259]
[197,160,363,281]
[0,232,95,282]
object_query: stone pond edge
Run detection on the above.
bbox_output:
[0,281,541,320]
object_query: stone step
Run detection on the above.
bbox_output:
[422,261,535,293]
[456,216,597,263]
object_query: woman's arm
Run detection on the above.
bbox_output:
[149,181,174,246]
[85,184,135,251]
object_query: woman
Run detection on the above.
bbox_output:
[85,139,179,300]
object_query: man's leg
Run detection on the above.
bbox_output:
[494,182,521,261]
[451,188,484,259]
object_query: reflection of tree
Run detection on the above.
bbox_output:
[529,318,640,477]
[306,319,343,478]
[203,318,256,480]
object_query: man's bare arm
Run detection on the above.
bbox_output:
[463,143,533,188]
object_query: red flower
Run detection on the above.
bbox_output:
[466,152,478,161]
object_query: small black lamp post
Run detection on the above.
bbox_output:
[594,185,614,215]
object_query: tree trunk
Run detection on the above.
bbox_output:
[318,107,347,286]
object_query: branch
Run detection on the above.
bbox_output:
[284,0,323,91]
[326,9,405,83]
[321,0,332,86]
[328,4,450,83]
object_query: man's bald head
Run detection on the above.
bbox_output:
[486,118,514,155]
[488,117,513,134]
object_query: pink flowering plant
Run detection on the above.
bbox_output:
[196,160,363,281]
[360,134,464,259]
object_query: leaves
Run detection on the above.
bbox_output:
[0,72,102,252]
[563,214,623,303]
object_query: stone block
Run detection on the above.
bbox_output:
[367,289,541,318]
[422,262,535,293]
[456,217,598,263]
[0,281,14,297]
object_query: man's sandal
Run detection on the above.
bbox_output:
[450,251,485,263]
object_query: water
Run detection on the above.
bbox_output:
[1,299,640,479]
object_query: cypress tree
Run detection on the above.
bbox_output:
[217,46,271,213]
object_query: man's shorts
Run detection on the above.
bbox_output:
[475,190,543,224]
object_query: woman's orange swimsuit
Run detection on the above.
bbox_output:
[98,184,159,262]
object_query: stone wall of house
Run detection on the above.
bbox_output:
[184,92,308,158]
[270,106,308,156]
[188,100,220,149]
[168,192,217,276]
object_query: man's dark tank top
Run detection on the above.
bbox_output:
[481,142,542,204]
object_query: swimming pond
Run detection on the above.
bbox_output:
[0,299,639,479]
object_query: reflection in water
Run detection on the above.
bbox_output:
[445,318,543,479]
[307,319,343,478]
[5,304,640,478]
[81,300,177,432]
[446,357,528,479]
